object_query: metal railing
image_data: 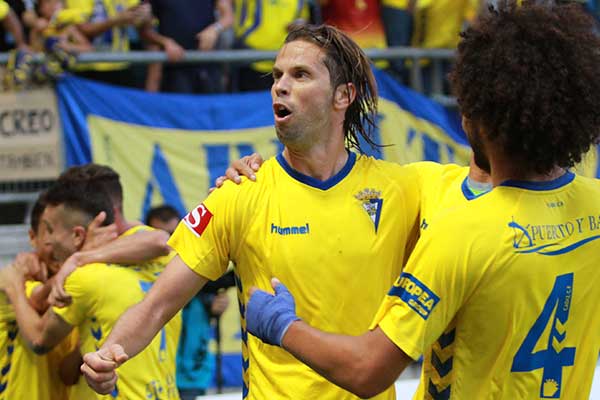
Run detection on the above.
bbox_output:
[0,47,457,105]
[0,46,457,219]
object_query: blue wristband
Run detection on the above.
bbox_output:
[246,283,300,346]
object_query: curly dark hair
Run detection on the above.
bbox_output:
[285,24,379,153]
[450,0,600,174]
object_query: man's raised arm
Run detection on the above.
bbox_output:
[51,216,171,307]
[81,255,208,394]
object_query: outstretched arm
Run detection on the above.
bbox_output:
[246,279,413,398]
[81,255,208,394]
[51,224,171,307]
[77,228,171,264]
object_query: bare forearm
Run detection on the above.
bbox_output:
[78,230,170,266]
[78,18,122,39]
[282,323,409,398]
[102,256,207,359]
[29,281,52,313]
[216,0,234,29]
[139,25,168,48]
[3,10,26,48]
[6,284,47,351]
[101,299,167,359]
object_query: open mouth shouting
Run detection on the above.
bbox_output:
[273,103,293,123]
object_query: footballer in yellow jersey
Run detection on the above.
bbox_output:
[169,152,421,400]
[54,225,180,400]
[55,262,181,400]
[372,173,600,399]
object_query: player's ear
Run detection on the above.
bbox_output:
[28,229,36,248]
[72,226,86,249]
[333,83,356,111]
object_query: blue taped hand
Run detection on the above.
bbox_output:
[246,279,300,346]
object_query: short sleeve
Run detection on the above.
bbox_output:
[0,1,9,20]
[370,216,480,360]
[52,266,95,326]
[168,182,239,281]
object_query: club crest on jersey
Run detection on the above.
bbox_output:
[183,204,213,237]
[355,188,383,232]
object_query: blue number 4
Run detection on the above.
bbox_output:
[139,281,167,362]
[511,273,576,398]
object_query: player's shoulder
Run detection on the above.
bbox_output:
[572,173,600,192]
[210,156,279,199]
[121,224,155,238]
[68,262,125,285]
[406,160,467,180]
[355,154,422,184]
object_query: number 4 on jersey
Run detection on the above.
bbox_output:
[511,273,576,399]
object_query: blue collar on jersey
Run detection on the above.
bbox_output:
[499,171,575,191]
[276,151,356,190]
[460,177,491,200]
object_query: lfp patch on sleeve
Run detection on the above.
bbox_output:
[388,272,440,320]
[183,203,213,237]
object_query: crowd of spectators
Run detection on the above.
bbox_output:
[0,0,598,93]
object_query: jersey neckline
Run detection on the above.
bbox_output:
[460,177,490,200]
[499,171,575,191]
[276,151,357,190]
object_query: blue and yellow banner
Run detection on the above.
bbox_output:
[55,69,599,388]
[55,70,490,221]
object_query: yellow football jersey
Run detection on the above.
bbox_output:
[0,1,8,20]
[233,0,310,72]
[54,226,181,400]
[371,172,600,399]
[169,152,421,400]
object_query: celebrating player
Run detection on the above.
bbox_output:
[3,179,181,399]
[82,24,427,400]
